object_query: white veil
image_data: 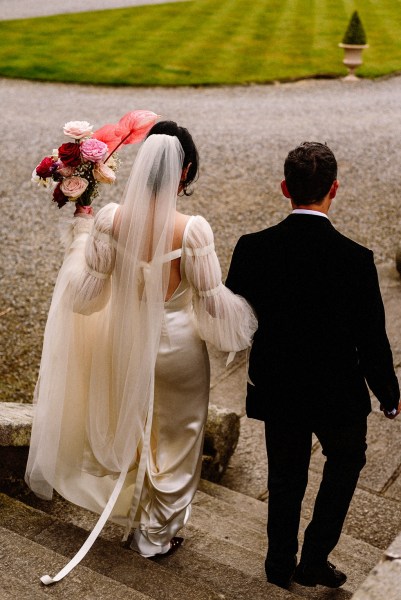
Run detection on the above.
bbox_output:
[27,134,185,584]
[85,133,184,474]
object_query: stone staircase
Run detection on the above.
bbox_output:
[0,475,390,600]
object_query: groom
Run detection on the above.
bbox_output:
[226,142,400,590]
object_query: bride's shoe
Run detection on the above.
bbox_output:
[129,531,183,558]
[159,536,184,557]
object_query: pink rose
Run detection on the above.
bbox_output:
[60,176,89,199]
[63,121,93,139]
[57,164,75,177]
[93,162,116,184]
[80,138,108,163]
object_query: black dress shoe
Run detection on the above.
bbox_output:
[265,555,296,589]
[293,560,347,588]
[266,572,292,590]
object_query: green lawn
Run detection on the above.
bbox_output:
[1,0,401,85]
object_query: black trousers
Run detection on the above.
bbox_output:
[264,415,367,575]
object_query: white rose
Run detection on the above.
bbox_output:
[63,121,93,140]
[93,162,116,184]
[105,155,117,169]
[31,168,51,187]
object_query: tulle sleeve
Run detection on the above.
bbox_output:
[184,216,257,352]
[71,203,118,315]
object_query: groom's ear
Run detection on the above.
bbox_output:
[329,179,339,199]
[281,180,292,199]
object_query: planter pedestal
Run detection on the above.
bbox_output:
[339,43,369,80]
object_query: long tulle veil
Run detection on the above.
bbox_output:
[87,133,184,474]
[25,134,184,583]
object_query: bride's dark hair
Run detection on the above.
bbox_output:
[146,120,199,195]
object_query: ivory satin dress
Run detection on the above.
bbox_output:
[26,204,257,556]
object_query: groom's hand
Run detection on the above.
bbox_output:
[380,400,401,419]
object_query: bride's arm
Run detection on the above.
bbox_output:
[68,203,118,315]
[184,216,257,352]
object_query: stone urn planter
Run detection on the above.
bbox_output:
[339,11,368,81]
[338,43,369,80]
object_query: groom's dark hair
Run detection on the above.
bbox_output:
[284,142,337,205]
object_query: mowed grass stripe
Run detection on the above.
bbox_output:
[214,0,289,81]
[0,0,401,84]
[212,0,313,83]
[73,4,198,84]
[184,0,272,82]
[263,0,317,79]
[362,0,401,43]
[313,0,349,57]
[358,0,401,76]
[176,0,284,84]
[166,0,242,83]
[118,1,233,84]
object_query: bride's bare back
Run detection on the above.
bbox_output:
[166,211,190,301]
[113,207,190,301]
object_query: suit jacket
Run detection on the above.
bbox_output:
[226,214,399,423]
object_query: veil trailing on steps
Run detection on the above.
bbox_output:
[25,134,184,583]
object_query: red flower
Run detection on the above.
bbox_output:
[53,183,68,209]
[36,156,55,179]
[58,142,82,167]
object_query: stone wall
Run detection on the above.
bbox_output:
[0,401,239,493]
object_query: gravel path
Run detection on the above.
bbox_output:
[0,0,188,20]
[1,75,401,402]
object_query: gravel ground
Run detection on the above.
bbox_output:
[1,75,401,403]
[0,0,188,21]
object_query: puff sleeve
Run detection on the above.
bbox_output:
[183,216,257,352]
[70,203,118,315]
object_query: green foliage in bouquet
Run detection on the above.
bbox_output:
[342,11,367,46]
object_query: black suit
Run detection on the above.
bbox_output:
[226,213,399,574]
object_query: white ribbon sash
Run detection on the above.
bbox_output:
[41,381,155,585]
[40,468,128,585]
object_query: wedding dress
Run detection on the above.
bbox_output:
[25,134,257,581]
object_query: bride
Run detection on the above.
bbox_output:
[25,121,257,581]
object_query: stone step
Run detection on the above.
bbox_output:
[4,482,382,599]
[0,495,294,600]
[199,478,268,522]
[204,454,401,555]
[0,494,221,600]
[1,493,295,600]
[0,526,151,600]
[197,478,383,597]
[0,495,295,600]
[14,494,276,599]
[305,467,401,551]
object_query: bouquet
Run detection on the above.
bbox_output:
[32,111,158,209]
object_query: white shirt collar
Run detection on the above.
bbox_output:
[291,209,329,219]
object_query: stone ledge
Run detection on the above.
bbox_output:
[0,401,239,488]
[0,402,33,446]
[351,532,401,599]
[201,404,240,482]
